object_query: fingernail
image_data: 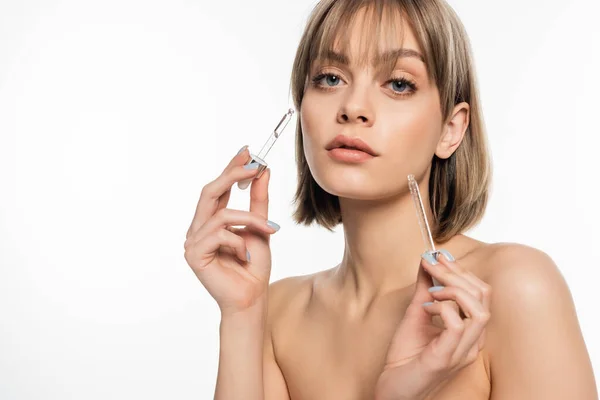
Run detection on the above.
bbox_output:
[438,249,455,262]
[422,302,434,307]
[246,249,251,262]
[421,251,438,265]
[237,145,248,155]
[244,162,260,170]
[266,220,280,231]
[428,286,445,293]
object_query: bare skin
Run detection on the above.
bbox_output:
[267,235,492,400]
[264,238,597,400]
[186,151,597,399]
[185,4,598,400]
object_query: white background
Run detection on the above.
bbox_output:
[1,0,598,398]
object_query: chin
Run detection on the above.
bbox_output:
[310,164,396,201]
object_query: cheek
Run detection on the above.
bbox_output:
[299,92,331,153]
[386,107,440,150]
[382,101,442,169]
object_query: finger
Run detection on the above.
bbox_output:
[428,286,490,361]
[195,208,279,242]
[450,268,491,348]
[428,286,484,320]
[187,147,253,238]
[421,301,465,368]
[422,256,481,301]
[188,161,262,237]
[436,250,492,347]
[421,257,472,316]
[217,147,249,213]
[193,228,249,270]
[224,145,251,171]
[437,251,490,305]
[454,313,489,363]
[249,167,271,219]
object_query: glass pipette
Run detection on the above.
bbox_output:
[408,174,442,287]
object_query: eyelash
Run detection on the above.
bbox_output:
[310,72,418,98]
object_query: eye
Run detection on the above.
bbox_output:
[386,77,418,97]
[311,73,344,88]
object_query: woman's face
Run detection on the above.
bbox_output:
[300,11,446,200]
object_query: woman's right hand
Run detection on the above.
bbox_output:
[183,146,280,315]
[375,251,491,400]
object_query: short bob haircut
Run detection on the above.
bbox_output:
[290,0,492,243]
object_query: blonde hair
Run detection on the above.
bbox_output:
[290,0,492,243]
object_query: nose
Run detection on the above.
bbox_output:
[336,88,374,127]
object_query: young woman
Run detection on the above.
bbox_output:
[184,0,598,398]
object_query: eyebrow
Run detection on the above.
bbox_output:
[318,48,425,67]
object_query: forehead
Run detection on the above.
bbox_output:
[315,5,424,70]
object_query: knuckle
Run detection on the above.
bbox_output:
[216,228,229,241]
[440,305,465,331]
[200,183,214,197]
[183,246,195,266]
[481,283,492,297]
[474,311,491,323]
[249,213,266,225]
[448,320,465,333]
[472,288,484,301]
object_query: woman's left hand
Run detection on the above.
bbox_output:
[374,250,492,400]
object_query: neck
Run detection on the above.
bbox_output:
[332,179,444,305]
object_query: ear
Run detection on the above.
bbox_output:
[435,102,470,159]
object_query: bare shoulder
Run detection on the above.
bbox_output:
[457,238,565,289]
[460,240,571,322]
[265,271,325,325]
[463,245,596,398]
[457,239,583,389]
[470,241,566,292]
[473,241,573,326]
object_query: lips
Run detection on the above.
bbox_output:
[325,135,379,156]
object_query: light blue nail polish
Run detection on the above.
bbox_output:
[422,302,434,307]
[246,249,251,262]
[428,286,445,293]
[244,162,260,170]
[421,251,438,265]
[266,220,280,231]
[438,249,455,262]
[237,145,248,155]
